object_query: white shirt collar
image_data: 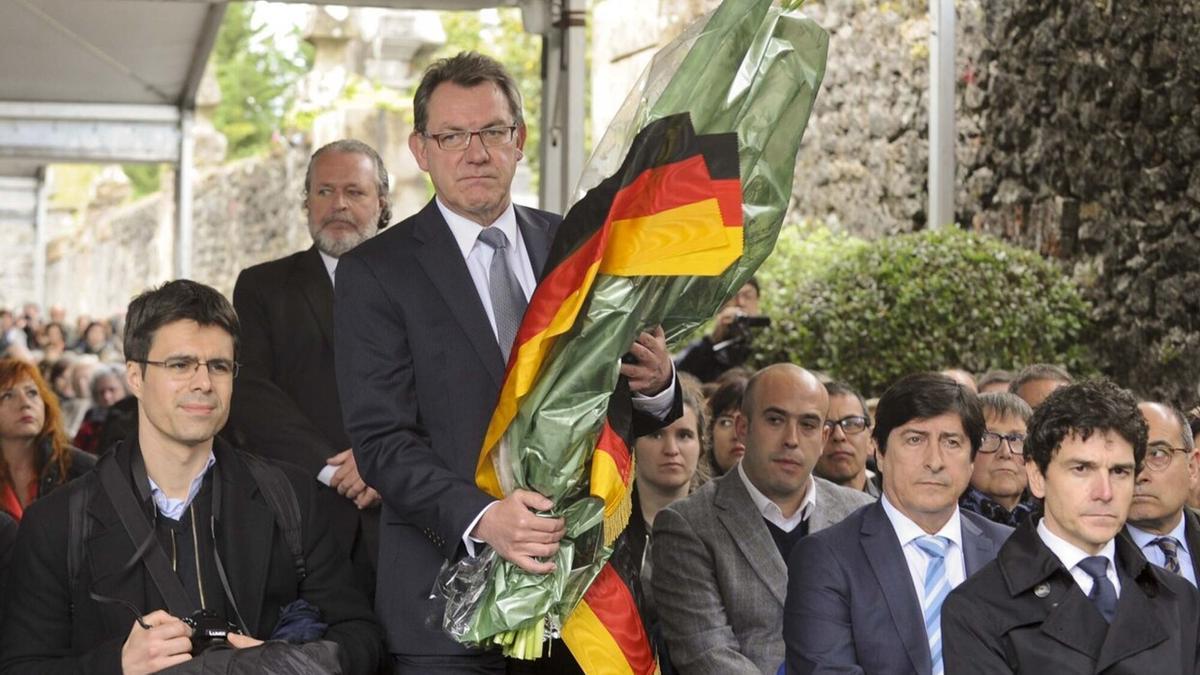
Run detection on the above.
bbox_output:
[436,198,520,260]
[318,249,338,287]
[1038,517,1117,575]
[880,493,964,549]
[736,459,816,532]
[1126,514,1191,555]
[147,451,217,522]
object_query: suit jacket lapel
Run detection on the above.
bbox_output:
[861,503,930,675]
[516,205,552,280]
[214,442,275,634]
[412,200,505,387]
[297,246,335,348]
[1184,509,1200,580]
[960,512,993,575]
[1095,538,1170,670]
[713,473,786,604]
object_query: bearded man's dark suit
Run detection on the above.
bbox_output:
[229,246,378,592]
[334,199,680,662]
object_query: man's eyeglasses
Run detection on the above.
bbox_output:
[141,357,241,380]
[824,416,869,435]
[1143,443,1191,472]
[422,126,518,151]
[979,431,1025,455]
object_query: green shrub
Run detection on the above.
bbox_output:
[752,227,1094,396]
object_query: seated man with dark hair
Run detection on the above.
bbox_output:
[0,280,382,675]
[785,372,1011,675]
[944,380,1200,673]
[814,381,880,497]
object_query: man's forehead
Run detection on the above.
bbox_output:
[312,152,377,182]
[1055,429,1134,461]
[829,393,865,416]
[1140,402,1183,443]
[896,413,965,435]
[148,320,234,354]
[426,81,513,126]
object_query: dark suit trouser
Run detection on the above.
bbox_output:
[392,653,506,674]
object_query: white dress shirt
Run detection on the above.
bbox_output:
[1127,517,1196,586]
[1037,519,1121,597]
[736,460,815,532]
[880,495,967,603]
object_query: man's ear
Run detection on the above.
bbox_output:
[409,132,429,172]
[1026,459,1047,499]
[735,411,748,443]
[125,361,144,400]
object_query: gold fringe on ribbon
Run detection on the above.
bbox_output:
[602,455,635,547]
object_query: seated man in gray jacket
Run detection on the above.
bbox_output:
[653,364,874,673]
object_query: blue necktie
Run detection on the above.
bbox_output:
[1077,556,1117,623]
[914,536,951,675]
[477,227,527,362]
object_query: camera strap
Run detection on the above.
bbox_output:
[98,454,195,619]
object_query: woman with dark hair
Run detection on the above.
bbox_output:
[0,358,96,520]
[706,374,748,476]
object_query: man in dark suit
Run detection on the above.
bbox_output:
[785,372,1011,675]
[943,380,1200,673]
[1127,401,1200,586]
[0,280,382,675]
[229,139,390,595]
[334,52,677,673]
[654,364,875,674]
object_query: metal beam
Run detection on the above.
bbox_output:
[537,0,586,213]
[180,2,226,108]
[928,0,956,229]
[33,167,49,308]
[174,109,194,279]
[0,101,181,164]
[141,0,519,8]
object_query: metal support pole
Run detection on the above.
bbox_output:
[927,0,956,229]
[33,166,49,308]
[563,0,586,206]
[174,109,194,279]
[538,1,564,214]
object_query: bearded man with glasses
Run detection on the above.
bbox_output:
[1126,401,1200,586]
[959,392,1038,527]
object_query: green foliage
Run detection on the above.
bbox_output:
[425,10,543,189]
[753,227,1094,396]
[213,3,312,159]
[122,164,162,198]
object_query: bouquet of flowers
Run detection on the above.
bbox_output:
[437,1,828,671]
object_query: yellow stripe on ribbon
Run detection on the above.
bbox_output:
[599,198,743,277]
[562,601,639,675]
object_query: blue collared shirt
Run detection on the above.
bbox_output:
[147,452,217,521]
[1127,517,1197,587]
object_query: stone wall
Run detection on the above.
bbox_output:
[44,147,310,317]
[968,0,1200,405]
[0,217,34,310]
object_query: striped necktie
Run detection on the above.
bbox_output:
[915,535,952,675]
[1152,536,1182,574]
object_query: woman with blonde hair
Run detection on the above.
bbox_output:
[0,358,95,520]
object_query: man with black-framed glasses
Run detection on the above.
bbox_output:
[0,280,383,674]
[814,381,880,497]
[1127,401,1200,586]
[959,392,1038,527]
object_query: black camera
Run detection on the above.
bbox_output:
[731,314,771,330]
[183,609,239,655]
